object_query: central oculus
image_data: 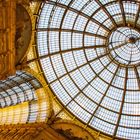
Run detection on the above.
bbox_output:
[108,27,140,66]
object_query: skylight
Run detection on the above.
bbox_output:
[36,0,140,139]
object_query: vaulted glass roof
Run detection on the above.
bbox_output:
[36,0,140,139]
[0,71,41,108]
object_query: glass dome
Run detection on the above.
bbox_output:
[36,0,140,139]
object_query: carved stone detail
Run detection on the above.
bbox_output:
[0,1,16,80]
[0,1,32,80]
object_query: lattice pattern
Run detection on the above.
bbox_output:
[36,0,140,139]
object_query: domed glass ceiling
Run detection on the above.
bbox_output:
[36,0,140,139]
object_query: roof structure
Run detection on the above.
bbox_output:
[36,0,140,139]
[0,71,41,108]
